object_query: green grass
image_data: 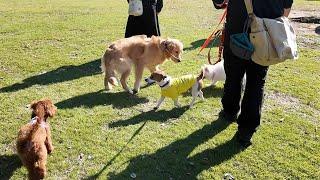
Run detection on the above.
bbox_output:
[0,0,319,179]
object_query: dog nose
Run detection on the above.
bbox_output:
[178,59,181,62]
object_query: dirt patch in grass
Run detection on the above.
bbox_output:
[289,10,320,49]
[290,10,320,35]
[265,91,320,125]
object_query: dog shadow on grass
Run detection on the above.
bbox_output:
[109,106,189,128]
[0,59,101,93]
[183,38,220,51]
[55,90,149,109]
[181,85,224,98]
[87,112,244,179]
[0,154,22,179]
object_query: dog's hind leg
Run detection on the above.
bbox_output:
[198,90,204,100]
[133,63,144,94]
[190,84,200,108]
[104,73,113,91]
[120,69,133,94]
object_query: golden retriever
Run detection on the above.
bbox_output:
[17,99,57,179]
[101,35,183,94]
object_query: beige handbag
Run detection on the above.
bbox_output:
[128,0,143,16]
[244,0,298,66]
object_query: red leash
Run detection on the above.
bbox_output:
[199,6,227,64]
[199,8,227,53]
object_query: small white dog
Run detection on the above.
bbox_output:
[202,60,226,86]
[202,60,246,87]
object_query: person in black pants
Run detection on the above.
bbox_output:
[125,0,163,38]
[212,0,293,147]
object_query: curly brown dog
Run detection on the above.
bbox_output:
[101,35,183,94]
[16,99,57,180]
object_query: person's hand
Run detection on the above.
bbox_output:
[283,8,291,17]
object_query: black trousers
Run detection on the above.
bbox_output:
[222,47,269,134]
[125,12,160,38]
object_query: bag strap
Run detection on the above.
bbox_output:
[244,0,254,16]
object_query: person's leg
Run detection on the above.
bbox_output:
[125,16,143,38]
[125,16,134,38]
[236,61,268,146]
[142,11,159,37]
[221,48,246,121]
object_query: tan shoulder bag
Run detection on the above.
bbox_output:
[244,0,298,66]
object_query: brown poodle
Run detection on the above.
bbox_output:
[16,99,57,180]
[101,35,183,94]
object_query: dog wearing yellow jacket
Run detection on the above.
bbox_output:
[149,70,204,109]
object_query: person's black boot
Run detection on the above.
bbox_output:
[235,129,253,148]
[220,110,238,122]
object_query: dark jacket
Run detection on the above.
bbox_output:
[125,0,163,38]
[212,0,293,46]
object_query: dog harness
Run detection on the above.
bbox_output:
[161,75,197,99]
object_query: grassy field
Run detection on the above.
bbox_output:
[0,0,319,179]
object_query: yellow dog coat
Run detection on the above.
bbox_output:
[161,75,197,100]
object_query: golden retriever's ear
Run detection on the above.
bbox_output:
[160,40,168,51]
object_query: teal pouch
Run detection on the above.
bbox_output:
[229,17,254,60]
[230,33,254,60]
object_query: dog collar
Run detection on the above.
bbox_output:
[159,76,171,88]
[165,49,180,61]
[29,116,38,125]
[29,116,47,128]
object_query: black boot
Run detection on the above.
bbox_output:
[235,129,253,148]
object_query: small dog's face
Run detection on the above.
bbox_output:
[30,99,57,119]
[149,71,167,82]
[161,38,183,63]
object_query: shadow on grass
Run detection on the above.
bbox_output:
[0,59,101,93]
[0,154,22,179]
[84,122,148,180]
[290,16,320,24]
[87,112,245,179]
[202,85,224,98]
[183,38,220,51]
[181,85,223,98]
[56,90,149,109]
[109,106,189,128]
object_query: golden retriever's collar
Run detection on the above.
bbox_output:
[165,49,180,61]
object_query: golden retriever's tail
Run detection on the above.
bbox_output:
[101,53,118,87]
[100,55,106,73]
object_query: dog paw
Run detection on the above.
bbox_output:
[47,147,54,154]
[132,89,138,94]
[128,89,134,94]
[145,78,156,85]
